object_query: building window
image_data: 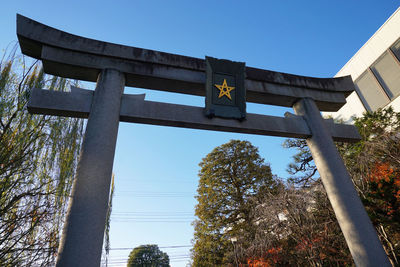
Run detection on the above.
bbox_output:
[391,38,400,62]
[354,70,390,111]
[370,50,400,99]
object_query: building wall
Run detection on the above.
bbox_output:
[325,7,400,122]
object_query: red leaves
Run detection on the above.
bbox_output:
[368,162,400,217]
[246,247,282,267]
[369,163,393,184]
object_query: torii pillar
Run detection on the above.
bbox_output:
[56,69,125,265]
[17,14,391,267]
[294,98,390,266]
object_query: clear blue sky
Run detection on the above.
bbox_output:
[1,1,399,266]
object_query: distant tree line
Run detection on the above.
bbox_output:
[191,108,400,266]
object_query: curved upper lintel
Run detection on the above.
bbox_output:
[16,14,355,111]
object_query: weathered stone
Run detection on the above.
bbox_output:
[55,69,125,267]
[17,14,354,112]
[28,87,361,142]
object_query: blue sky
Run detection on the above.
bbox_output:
[1,1,399,266]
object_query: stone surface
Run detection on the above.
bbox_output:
[294,98,390,267]
[17,14,355,111]
[27,86,93,118]
[28,87,361,142]
[55,69,125,267]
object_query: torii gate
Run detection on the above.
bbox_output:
[17,14,390,267]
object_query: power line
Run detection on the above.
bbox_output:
[112,222,192,223]
[102,258,191,266]
[110,245,192,250]
[112,214,193,217]
[103,255,190,260]
[114,191,194,198]
[111,212,195,222]
[113,211,193,214]
[110,210,196,223]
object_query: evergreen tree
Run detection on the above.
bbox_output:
[192,140,277,266]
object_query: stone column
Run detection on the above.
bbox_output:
[56,69,125,267]
[293,98,390,267]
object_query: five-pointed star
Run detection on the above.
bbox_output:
[215,79,235,100]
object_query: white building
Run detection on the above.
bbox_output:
[326,7,400,122]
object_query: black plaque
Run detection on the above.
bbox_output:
[205,56,246,119]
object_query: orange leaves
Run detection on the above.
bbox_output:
[267,247,282,264]
[246,247,282,267]
[369,162,393,184]
[246,258,271,267]
[396,190,400,200]
[368,162,400,217]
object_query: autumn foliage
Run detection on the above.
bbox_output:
[246,247,281,267]
[275,108,400,266]
[368,163,400,219]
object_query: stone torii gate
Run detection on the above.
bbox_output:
[17,14,390,267]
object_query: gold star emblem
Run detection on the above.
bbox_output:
[215,79,235,100]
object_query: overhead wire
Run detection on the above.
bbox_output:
[110,210,195,223]
[114,190,194,198]
[109,245,192,250]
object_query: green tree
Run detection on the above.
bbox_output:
[127,244,169,267]
[0,50,84,266]
[192,140,278,266]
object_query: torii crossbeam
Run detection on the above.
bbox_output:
[17,14,390,267]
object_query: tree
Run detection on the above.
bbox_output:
[283,108,400,265]
[246,182,353,266]
[127,244,169,267]
[0,49,84,266]
[192,140,278,266]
